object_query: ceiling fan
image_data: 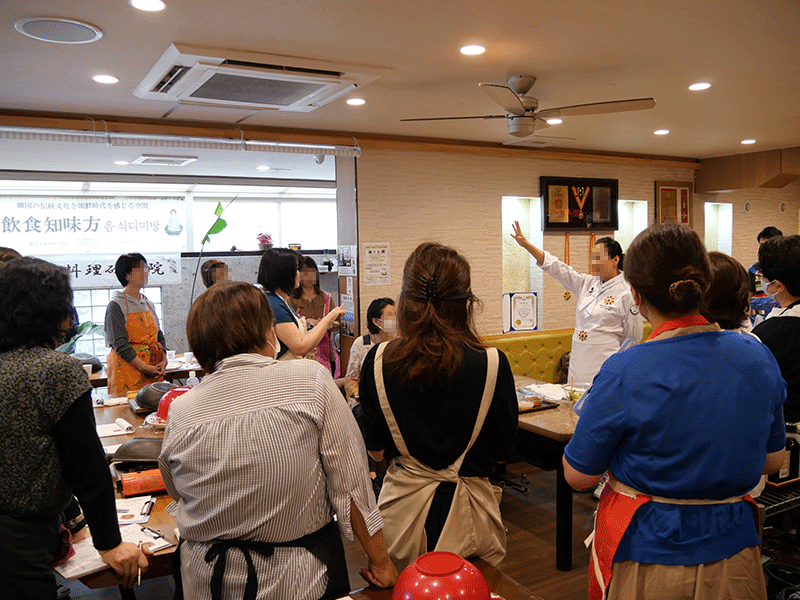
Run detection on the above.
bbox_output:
[401,75,655,144]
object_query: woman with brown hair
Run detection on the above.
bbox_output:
[200,258,229,288]
[701,251,757,334]
[563,223,786,600]
[359,242,518,571]
[290,256,340,376]
[159,281,396,600]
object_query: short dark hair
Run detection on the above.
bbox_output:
[114,253,147,286]
[201,259,227,289]
[0,257,74,352]
[701,252,750,330]
[291,256,322,298]
[625,223,710,315]
[0,246,21,266]
[757,226,783,243]
[366,297,395,334]
[759,235,800,297]
[595,237,624,271]
[187,281,274,373]
[257,248,300,294]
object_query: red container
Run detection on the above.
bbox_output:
[392,551,490,600]
[156,386,191,420]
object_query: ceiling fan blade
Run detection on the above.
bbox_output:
[504,134,577,146]
[401,115,507,122]
[537,97,656,119]
[534,118,550,131]
[479,83,526,116]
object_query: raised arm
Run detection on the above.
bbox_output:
[276,305,346,356]
[511,221,545,264]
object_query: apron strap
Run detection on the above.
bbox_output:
[323,293,331,317]
[452,347,499,472]
[373,343,500,472]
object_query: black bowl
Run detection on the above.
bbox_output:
[135,381,176,411]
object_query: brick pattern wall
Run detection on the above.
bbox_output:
[356,148,800,335]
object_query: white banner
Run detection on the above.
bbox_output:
[0,196,187,255]
[39,253,182,289]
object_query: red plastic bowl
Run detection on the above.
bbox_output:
[392,551,490,600]
[156,386,191,420]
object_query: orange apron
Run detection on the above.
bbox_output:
[107,294,164,396]
[587,476,760,600]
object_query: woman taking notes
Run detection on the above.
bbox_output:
[511,221,642,387]
[564,223,786,600]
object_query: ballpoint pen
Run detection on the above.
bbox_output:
[137,541,142,586]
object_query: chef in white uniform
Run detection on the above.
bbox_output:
[511,221,643,387]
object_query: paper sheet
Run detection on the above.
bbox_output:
[55,525,174,580]
[95,418,134,438]
[525,383,568,401]
[115,496,155,525]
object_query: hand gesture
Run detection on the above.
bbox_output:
[98,541,150,588]
[330,305,347,320]
[511,220,528,246]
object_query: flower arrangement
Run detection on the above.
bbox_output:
[256,232,273,245]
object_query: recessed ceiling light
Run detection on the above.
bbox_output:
[346,98,366,106]
[114,160,130,166]
[546,118,563,125]
[129,0,166,11]
[688,82,711,91]
[256,165,271,171]
[741,139,756,145]
[92,74,119,84]
[460,45,485,56]
[654,129,670,135]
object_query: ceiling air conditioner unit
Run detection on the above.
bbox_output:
[134,43,387,112]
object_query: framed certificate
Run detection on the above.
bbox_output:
[540,176,619,231]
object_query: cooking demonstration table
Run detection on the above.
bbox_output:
[513,375,580,572]
[88,355,204,388]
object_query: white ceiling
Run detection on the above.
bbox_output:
[2,0,800,178]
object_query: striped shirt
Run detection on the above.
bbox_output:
[159,353,382,600]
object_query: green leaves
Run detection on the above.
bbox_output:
[201,202,228,244]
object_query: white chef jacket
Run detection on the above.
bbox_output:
[539,250,643,387]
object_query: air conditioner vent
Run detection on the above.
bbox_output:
[132,154,198,166]
[134,44,389,113]
[221,59,342,78]
[189,73,326,106]
[152,65,191,94]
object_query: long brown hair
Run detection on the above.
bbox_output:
[382,242,484,386]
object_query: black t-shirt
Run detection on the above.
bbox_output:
[359,343,518,477]
[754,300,800,422]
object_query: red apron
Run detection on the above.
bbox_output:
[587,476,760,600]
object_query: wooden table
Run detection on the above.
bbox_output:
[513,375,579,572]
[351,559,545,600]
[78,403,176,598]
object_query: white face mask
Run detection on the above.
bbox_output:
[379,319,397,335]
[761,278,778,300]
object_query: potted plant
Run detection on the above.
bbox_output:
[257,232,273,250]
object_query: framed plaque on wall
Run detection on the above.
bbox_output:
[540,176,619,231]
[655,180,693,227]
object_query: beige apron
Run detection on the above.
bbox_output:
[373,343,506,572]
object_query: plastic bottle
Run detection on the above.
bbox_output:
[185,371,200,388]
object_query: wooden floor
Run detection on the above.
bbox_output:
[344,461,597,600]
[60,461,594,599]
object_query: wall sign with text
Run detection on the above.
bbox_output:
[1,196,187,255]
[39,254,182,289]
